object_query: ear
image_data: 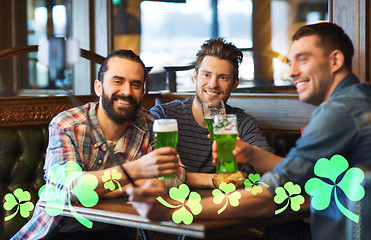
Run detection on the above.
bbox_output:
[232,78,240,91]
[193,70,197,84]
[330,50,345,73]
[94,79,102,97]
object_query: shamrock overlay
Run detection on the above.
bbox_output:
[212,182,241,214]
[3,188,34,221]
[305,154,365,223]
[156,184,202,224]
[244,173,269,195]
[102,169,123,191]
[39,161,99,228]
[274,182,305,215]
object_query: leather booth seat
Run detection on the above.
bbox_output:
[0,125,48,239]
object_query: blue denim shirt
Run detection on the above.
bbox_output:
[261,74,371,240]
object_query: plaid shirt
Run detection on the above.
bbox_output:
[12,102,155,239]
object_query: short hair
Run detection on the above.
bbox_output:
[195,38,243,80]
[292,22,354,71]
[97,49,147,82]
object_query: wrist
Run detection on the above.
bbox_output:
[122,161,140,182]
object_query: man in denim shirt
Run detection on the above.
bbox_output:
[126,23,371,240]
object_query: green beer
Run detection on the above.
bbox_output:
[204,117,215,141]
[153,119,178,179]
[213,114,238,173]
[214,132,238,173]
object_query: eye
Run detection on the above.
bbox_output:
[298,56,307,63]
[131,81,143,89]
[202,73,210,78]
[112,79,122,85]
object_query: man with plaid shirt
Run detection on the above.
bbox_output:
[12,50,183,239]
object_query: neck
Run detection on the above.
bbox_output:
[192,97,207,128]
[96,106,128,141]
[324,70,350,103]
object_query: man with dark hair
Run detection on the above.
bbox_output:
[127,23,371,240]
[13,49,182,239]
[150,38,270,187]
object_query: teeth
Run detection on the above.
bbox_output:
[117,99,130,104]
[206,91,219,96]
[296,82,307,88]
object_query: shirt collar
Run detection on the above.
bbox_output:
[330,73,359,98]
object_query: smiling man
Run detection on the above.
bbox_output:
[127,23,371,240]
[150,38,270,188]
[12,50,182,240]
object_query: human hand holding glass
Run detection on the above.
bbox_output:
[202,100,226,142]
[153,119,178,179]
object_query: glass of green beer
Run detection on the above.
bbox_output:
[153,119,178,179]
[213,114,238,173]
[202,100,226,142]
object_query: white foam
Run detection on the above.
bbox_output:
[153,119,178,132]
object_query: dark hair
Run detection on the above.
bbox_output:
[195,38,243,80]
[97,49,147,82]
[292,22,354,71]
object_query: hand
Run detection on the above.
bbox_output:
[126,179,172,221]
[128,147,179,180]
[233,137,254,164]
[212,140,218,166]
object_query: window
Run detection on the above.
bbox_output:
[140,0,328,93]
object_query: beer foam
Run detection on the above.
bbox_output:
[214,129,237,135]
[153,119,178,132]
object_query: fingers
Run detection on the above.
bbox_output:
[212,140,218,166]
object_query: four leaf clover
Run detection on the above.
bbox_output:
[274,182,304,215]
[156,184,202,224]
[3,188,34,221]
[244,173,269,195]
[212,182,241,214]
[102,169,122,191]
[39,161,99,228]
[305,154,365,223]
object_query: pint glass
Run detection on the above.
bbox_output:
[153,119,178,179]
[202,100,226,142]
[213,114,238,173]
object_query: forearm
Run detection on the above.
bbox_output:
[245,145,284,174]
[187,172,214,188]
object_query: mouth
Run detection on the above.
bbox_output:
[294,80,309,93]
[113,96,134,108]
[204,89,221,98]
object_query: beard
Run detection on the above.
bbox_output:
[101,88,142,124]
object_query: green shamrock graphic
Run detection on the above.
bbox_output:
[244,173,269,195]
[305,155,365,223]
[274,182,304,215]
[3,188,34,221]
[102,169,122,191]
[39,161,99,228]
[156,184,202,225]
[212,182,241,214]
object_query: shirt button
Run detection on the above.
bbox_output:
[98,160,102,164]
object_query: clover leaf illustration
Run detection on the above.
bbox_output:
[3,188,34,221]
[244,173,269,195]
[212,182,241,214]
[274,182,305,215]
[39,161,99,228]
[304,155,365,223]
[156,184,202,225]
[102,169,122,191]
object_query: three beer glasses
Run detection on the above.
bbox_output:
[153,119,178,179]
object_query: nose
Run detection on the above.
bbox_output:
[288,61,300,80]
[119,82,132,96]
[208,76,218,89]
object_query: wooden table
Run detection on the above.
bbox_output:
[38,190,310,239]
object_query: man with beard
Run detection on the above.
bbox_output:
[150,38,270,187]
[12,50,182,240]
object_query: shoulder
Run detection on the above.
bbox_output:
[50,102,94,129]
[150,97,193,118]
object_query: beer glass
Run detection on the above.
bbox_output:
[213,114,238,173]
[153,119,178,179]
[202,100,226,142]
